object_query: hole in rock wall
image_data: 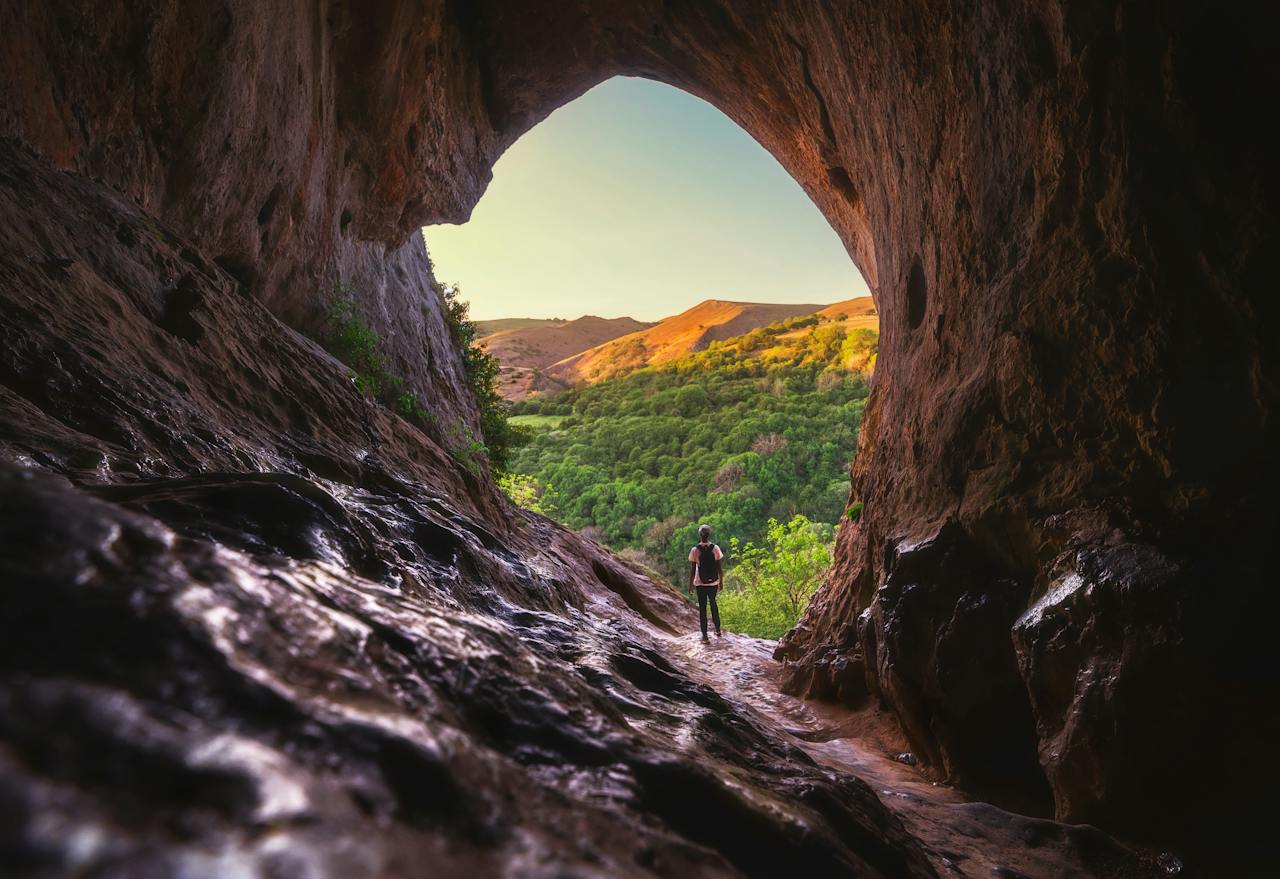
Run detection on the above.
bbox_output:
[427,76,872,328]
[906,257,927,330]
[427,76,877,644]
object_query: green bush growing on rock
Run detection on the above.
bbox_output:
[323,287,429,425]
[499,472,556,516]
[439,282,531,472]
[322,283,529,475]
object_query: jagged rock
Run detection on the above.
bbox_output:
[858,524,1052,816]
[1010,534,1215,841]
[776,644,868,707]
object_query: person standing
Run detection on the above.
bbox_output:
[688,524,723,641]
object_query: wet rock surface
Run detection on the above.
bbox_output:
[0,121,1169,879]
[857,526,1052,817]
[1,464,935,878]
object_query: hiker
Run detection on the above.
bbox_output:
[688,524,723,641]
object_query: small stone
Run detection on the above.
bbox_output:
[895,752,917,766]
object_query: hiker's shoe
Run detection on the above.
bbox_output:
[715,629,722,637]
[700,634,710,642]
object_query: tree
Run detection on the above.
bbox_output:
[498,473,555,515]
[717,516,834,640]
[504,319,875,583]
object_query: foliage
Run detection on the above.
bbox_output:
[509,414,567,429]
[846,500,863,522]
[323,288,430,425]
[717,515,834,639]
[498,472,556,515]
[440,282,531,472]
[324,284,529,474]
[508,316,875,586]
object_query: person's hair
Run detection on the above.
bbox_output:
[698,524,711,541]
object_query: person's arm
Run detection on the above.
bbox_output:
[716,546,724,590]
[688,561,697,591]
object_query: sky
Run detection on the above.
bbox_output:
[424,76,868,323]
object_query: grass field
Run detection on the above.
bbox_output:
[509,414,567,429]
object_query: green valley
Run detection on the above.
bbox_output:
[506,306,879,627]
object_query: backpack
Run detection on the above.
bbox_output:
[695,543,719,584]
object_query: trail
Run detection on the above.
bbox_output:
[662,630,1165,879]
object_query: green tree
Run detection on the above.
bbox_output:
[717,515,834,640]
[498,472,555,515]
[507,318,876,583]
[439,282,530,471]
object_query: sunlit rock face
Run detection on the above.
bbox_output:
[1,0,1277,874]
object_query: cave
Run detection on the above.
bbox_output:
[1,2,1277,877]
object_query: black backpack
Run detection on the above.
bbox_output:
[696,543,719,583]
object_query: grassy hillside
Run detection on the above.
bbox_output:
[509,311,879,583]
[545,299,825,385]
[814,295,878,329]
[474,317,566,335]
[480,315,652,401]
[480,315,652,367]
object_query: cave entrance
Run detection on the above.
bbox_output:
[426,77,878,642]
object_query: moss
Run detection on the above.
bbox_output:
[322,287,430,428]
[321,283,530,475]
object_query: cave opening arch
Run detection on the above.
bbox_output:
[425,75,876,333]
[410,8,1279,860]
[428,74,887,636]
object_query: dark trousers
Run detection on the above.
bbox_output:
[696,585,721,636]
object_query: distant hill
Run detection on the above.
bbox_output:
[815,296,878,329]
[547,300,826,385]
[479,315,652,401]
[474,317,566,336]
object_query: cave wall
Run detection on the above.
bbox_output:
[0,0,494,443]
[2,0,1278,866]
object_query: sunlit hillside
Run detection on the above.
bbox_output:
[474,317,565,335]
[479,315,652,400]
[546,299,827,385]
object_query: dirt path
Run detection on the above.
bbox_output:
[661,630,1170,879]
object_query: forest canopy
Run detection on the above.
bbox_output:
[508,317,876,596]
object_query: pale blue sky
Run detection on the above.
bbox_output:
[424,76,868,322]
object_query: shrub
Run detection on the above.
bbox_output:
[323,288,429,425]
[718,515,833,640]
[498,472,555,515]
[440,282,530,472]
[751,433,788,456]
[323,283,528,475]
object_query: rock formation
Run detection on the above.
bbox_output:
[0,136,936,877]
[2,0,1277,875]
